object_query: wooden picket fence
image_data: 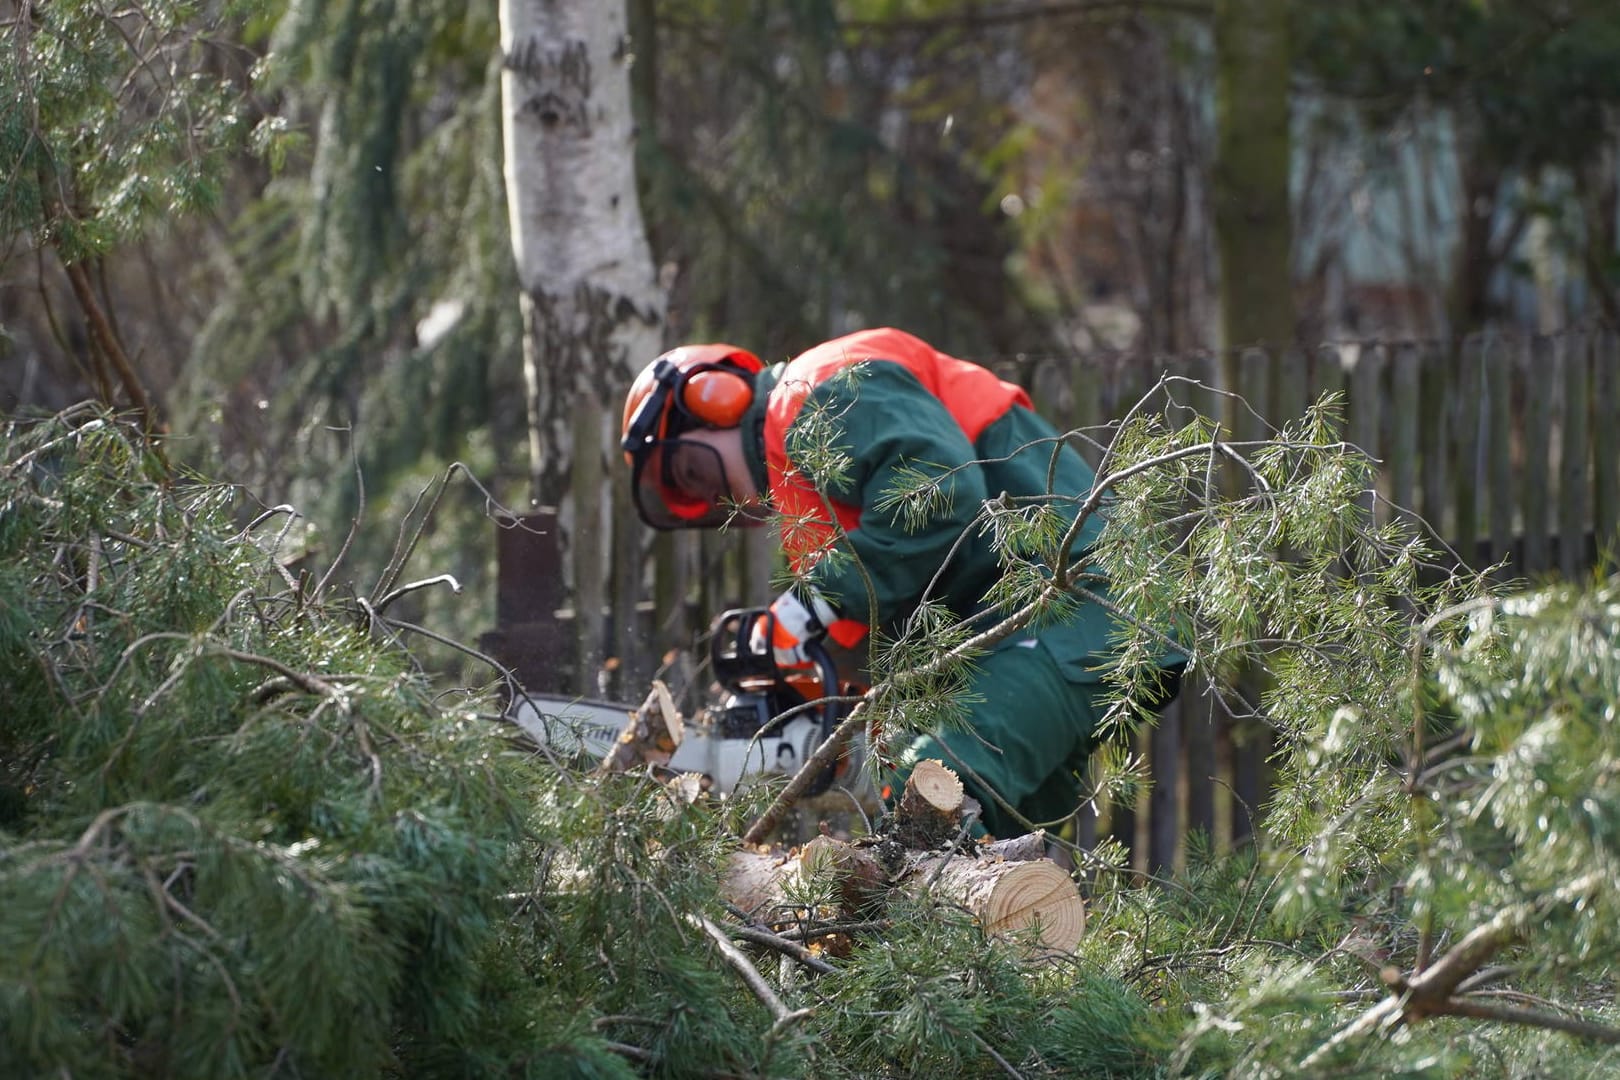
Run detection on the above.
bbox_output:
[550,326,1617,873]
[1012,325,1620,874]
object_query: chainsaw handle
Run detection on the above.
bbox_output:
[804,637,841,737]
[709,605,842,731]
[710,607,838,695]
[796,637,842,797]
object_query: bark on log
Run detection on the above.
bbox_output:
[976,830,1048,863]
[723,832,1085,956]
[895,758,965,849]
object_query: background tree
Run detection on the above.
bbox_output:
[1295,0,1620,334]
[498,0,664,690]
[1213,0,1294,352]
[0,0,282,432]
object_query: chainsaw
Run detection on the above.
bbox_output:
[507,606,879,811]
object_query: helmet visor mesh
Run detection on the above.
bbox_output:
[628,438,740,530]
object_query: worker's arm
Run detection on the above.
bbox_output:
[783,361,997,638]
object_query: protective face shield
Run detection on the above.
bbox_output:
[621,347,763,529]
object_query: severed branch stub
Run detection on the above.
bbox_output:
[597,679,685,775]
[894,758,965,849]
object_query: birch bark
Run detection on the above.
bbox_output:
[499,0,664,687]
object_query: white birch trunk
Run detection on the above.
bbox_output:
[499,0,664,689]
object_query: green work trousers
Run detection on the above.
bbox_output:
[893,633,1106,840]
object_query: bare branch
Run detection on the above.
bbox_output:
[688,913,804,1026]
[841,0,1212,34]
[1433,997,1620,1045]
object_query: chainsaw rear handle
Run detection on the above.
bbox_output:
[709,606,842,735]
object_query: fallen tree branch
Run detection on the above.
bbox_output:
[1434,997,1620,1045]
[727,923,837,975]
[1301,871,1607,1068]
[688,913,804,1025]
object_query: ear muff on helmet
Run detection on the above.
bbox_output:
[681,368,753,428]
[621,343,765,530]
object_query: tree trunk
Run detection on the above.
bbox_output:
[1213,0,1294,353]
[1212,1,1290,857]
[499,0,665,689]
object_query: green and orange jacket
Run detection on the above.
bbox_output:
[740,327,1137,682]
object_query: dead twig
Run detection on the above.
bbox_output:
[373,574,462,615]
[970,1029,1027,1079]
[688,913,806,1027]
[726,922,836,975]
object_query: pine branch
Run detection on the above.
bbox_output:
[1301,870,1608,1068]
[688,913,808,1027]
[1431,998,1620,1045]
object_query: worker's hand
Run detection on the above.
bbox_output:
[754,588,837,670]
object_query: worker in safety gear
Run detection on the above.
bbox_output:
[621,327,1183,838]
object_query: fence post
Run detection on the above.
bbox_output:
[1313,343,1348,420]
[1149,696,1182,876]
[1349,342,1385,525]
[1419,339,1450,538]
[1523,335,1554,575]
[1390,343,1419,523]
[1110,734,1140,870]
[1452,336,1484,567]
[1274,344,1309,427]
[1559,329,1591,578]
[1182,672,1216,846]
[1031,357,1071,433]
[1070,356,1105,468]
[1486,334,1515,572]
[611,479,644,698]
[1169,351,1219,861]
[1230,348,1274,848]
[486,509,572,695]
[1595,326,1619,552]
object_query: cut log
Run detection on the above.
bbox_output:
[720,761,1084,958]
[725,849,805,921]
[908,854,1084,954]
[895,758,965,849]
[726,836,888,922]
[722,833,1085,956]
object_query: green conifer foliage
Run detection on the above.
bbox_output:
[9,398,1620,1077]
[0,408,532,1074]
[0,0,278,258]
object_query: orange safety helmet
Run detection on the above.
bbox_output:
[621,344,764,529]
